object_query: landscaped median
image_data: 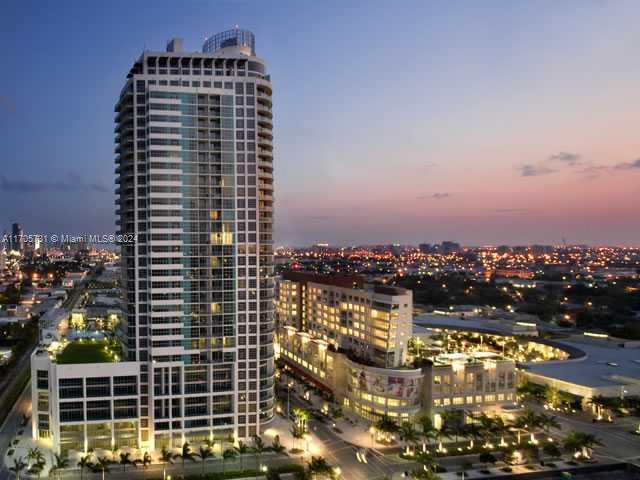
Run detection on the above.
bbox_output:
[148,463,305,479]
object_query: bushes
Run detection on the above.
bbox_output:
[156,464,304,480]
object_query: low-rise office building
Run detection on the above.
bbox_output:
[31,347,140,455]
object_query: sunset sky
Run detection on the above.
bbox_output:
[1,0,639,246]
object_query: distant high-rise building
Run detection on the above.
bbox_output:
[440,241,460,254]
[390,243,404,256]
[418,243,432,254]
[11,222,24,254]
[114,28,276,447]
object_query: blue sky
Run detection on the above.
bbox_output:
[1,0,639,246]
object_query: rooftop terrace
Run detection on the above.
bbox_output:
[55,339,120,364]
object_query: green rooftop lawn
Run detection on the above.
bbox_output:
[56,340,117,364]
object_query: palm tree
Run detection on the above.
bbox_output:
[563,430,603,459]
[110,445,119,462]
[291,424,306,450]
[542,442,562,462]
[28,462,45,480]
[9,457,27,480]
[374,415,400,443]
[49,454,69,480]
[196,445,214,477]
[252,435,268,470]
[179,442,196,470]
[27,447,44,466]
[478,451,496,472]
[410,469,441,480]
[95,456,110,480]
[417,415,437,451]
[414,450,437,473]
[399,422,420,455]
[512,408,541,443]
[234,440,253,471]
[271,435,286,455]
[474,413,492,438]
[538,413,561,437]
[222,448,238,475]
[306,456,334,479]
[204,437,217,455]
[462,421,482,449]
[159,446,175,480]
[293,407,310,433]
[141,451,152,468]
[440,410,465,443]
[77,454,91,480]
[489,416,509,446]
[119,452,134,472]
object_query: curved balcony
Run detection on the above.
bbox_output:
[256,104,272,119]
[259,182,273,194]
[258,148,273,160]
[258,159,273,171]
[256,91,272,108]
[257,114,272,128]
[256,80,272,96]
[257,127,273,140]
[258,169,273,181]
[114,104,133,122]
[258,138,273,150]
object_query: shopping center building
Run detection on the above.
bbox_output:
[275,271,517,424]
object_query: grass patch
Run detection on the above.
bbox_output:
[56,340,117,364]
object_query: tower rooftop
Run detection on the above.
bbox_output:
[203,28,255,56]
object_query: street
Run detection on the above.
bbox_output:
[526,402,640,464]
[284,382,409,480]
[0,383,32,480]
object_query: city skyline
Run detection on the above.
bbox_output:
[2,0,640,246]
